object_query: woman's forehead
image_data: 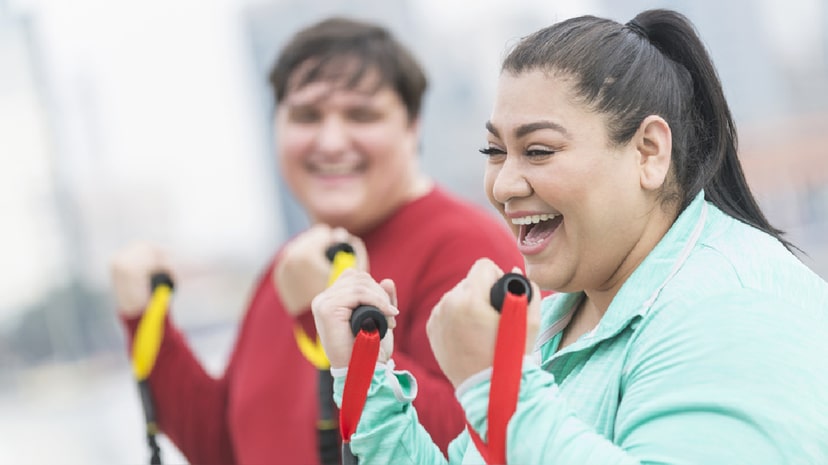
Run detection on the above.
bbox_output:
[493,71,578,117]
[489,70,609,140]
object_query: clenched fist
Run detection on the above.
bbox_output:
[110,242,173,317]
[426,258,541,387]
[310,269,398,369]
[274,225,369,316]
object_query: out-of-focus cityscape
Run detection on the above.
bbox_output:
[1,0,826,463]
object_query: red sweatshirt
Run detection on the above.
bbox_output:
[122,186,524,465]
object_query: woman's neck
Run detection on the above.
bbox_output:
[558,295,602,351]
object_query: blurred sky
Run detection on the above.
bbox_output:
[0,0,826,463]
[1,0,591,323]
[2,0,826,321]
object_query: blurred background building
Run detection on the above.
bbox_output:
[0,0,825,463]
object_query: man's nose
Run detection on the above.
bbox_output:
[315,116,349,153]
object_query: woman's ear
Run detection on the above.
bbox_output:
[635,115,672,191]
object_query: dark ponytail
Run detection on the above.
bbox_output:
[502,9,794,252]
[630,10,792,251]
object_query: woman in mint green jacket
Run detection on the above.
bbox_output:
[311,8,828,465]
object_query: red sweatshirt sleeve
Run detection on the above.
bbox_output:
[122,314,236,464]
[392,257,464,455]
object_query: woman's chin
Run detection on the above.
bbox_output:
[525,265,566,293]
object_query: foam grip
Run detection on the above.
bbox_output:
[325,242,355,262]
[349,305,388,338]
[150,272,174,292]
[489,273,532,312]
[133,272,175,380]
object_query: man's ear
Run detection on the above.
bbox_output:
[635,115,672,191]
[408,117,422,153]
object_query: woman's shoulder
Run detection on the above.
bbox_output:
[667,218,828,315]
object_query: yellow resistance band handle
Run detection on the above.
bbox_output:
[132,272,175,380]
[326,242,357,287]
[294,243,357,369]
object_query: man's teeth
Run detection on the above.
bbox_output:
[511,213,557,225]
[317,166,354,175]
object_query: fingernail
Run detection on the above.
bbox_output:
[389,305,400,315]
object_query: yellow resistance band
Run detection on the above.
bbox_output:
[132,281,173,380]
[294,248,357,369]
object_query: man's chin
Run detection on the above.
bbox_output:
[312,205,360,225]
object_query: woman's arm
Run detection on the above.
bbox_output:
[467,292,809,464]
[332,365,462,465]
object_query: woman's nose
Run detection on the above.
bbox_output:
[491,156,532,204]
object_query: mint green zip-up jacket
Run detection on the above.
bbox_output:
[332,192,828,464]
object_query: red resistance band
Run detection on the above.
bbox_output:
[467,291,528,465]
[339,328,381,446]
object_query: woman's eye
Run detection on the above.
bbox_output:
[526,148,556,157]
[479,147,505,157]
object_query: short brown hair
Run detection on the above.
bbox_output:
[268,17,428,121]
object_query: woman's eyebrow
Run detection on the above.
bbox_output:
[485,120,570,139]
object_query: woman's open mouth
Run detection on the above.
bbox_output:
[513,213,562,254]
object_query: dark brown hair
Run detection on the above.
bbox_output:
[268,17,428,121]
[503,9,792,250]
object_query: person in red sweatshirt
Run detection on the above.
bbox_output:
[110,16,524,465]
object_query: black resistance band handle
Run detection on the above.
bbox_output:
[490,273,532,312]
[150,272,174,292]
[140,271,174,465]
[326,242,355,262]
[342,445,358,465]
[349,305,388,338]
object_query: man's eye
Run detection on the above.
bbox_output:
[348,109,382,122]
[288,108,320,123]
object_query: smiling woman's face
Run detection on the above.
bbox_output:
[483,70,667,295]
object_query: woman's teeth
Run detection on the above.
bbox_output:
[511,213,558,225]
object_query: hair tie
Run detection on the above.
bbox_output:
[625,19,649,40]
